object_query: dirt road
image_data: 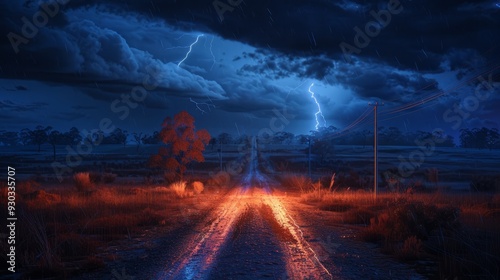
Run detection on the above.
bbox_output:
[156,138,332,279]
[78,138,424,280]
[152,187,332,279]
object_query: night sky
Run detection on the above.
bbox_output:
[1,0,499,139]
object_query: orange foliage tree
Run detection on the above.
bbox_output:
[149,111,211,181]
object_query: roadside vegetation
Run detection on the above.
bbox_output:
[279,173,500,279]
[0,177,218,278]
[0,111,215,278]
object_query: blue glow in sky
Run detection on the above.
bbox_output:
[0,0,498,136]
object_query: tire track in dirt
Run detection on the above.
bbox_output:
[261,194,333,280]
[156,136,334,279]
[156,187,248,279]
[207,203,288,279]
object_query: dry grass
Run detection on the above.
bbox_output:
[5,181,213,277]
[170,181,188,197]
[298,189,500,279]
[279,173,311,193]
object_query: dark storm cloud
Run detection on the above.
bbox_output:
[217,78,286,113]
[442,49,489,79]
[0,3,226,99]
[238,50,334,80]
[2,0,497,84]
[0,100,48,112]
[58,0,499,73]
[1,0,498,134]
[332,62,439,102]
[83,87,170,110]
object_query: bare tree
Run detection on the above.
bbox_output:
[47,130,63,161]
[132,132,143,152]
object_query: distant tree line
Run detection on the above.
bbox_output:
[308,126,457,147]
[459,127,500,150]
[2,125,498,155]
[0,126,165,159]
[207,126,500,150]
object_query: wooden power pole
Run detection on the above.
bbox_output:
[369,102,384,199]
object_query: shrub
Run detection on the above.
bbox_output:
[169,181,187,198]
[191,181,204,194]
[73,172,94,192]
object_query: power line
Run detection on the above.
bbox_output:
[313,57,500,141]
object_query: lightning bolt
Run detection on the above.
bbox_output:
[177,34,204,67]
[190,98,215,114]
[308,83,327,130]
[209,36,216,71]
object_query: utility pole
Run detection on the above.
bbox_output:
[369,102,384,199]
[308,137,312,179]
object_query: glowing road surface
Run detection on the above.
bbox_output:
[156,138,333,279]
